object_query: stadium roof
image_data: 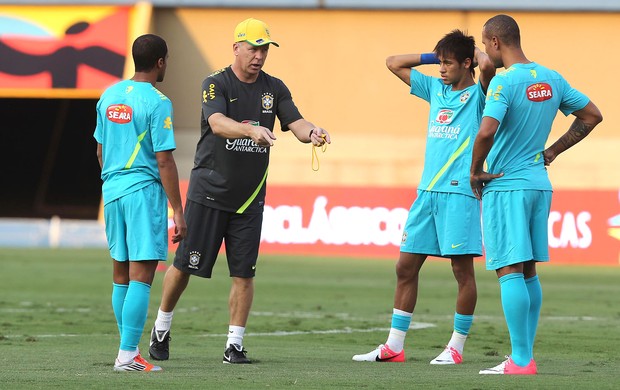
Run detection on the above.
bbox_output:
[1,0,619,11]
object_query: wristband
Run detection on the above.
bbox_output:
[420,53,440,65]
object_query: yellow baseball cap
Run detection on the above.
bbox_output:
[234,18,279,47]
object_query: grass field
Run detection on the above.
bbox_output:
[0,248,619,389]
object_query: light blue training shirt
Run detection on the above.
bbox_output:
[410,69,486,197]
[481,62,589,192]
[94,79,176,205]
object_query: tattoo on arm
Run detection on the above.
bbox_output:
[559,119,592,150]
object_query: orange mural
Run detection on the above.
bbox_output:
[0,4,151,98]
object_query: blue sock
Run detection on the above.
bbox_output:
[120,281,151,352]
[499,273,531,367]
[112,283,128,337]
[454,313,474,335]
[525,275,542,357]
[386,309,412,352]
[390,310,412,332]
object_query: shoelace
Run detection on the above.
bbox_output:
[495,356,511,370]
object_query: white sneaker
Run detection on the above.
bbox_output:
[352,344,405,362]
[114,353,162,372]
[430,346,462,365]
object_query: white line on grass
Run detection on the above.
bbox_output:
[1,314,608,340]
[199,323,436,338]
[249,311,605,322]
[252,311,363,319]
[1,323,436,339]
[1,304,609,324]
[0,307,607,322]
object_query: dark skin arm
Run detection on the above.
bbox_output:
[156,150,187,244]
[471,101,603,199]
[543,101,603,165]
[97,143,103,169]
[470,117,504,200]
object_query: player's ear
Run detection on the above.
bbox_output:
[492,36,500,49]
[464,57,472,69]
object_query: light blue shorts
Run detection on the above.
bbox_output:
[400,191,482,257]
[482,190,552,270]
[104,181,168,261]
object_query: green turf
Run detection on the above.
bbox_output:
[0,248,619,389]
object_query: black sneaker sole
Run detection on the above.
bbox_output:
[223,359,251,364]
[149,351,169,361]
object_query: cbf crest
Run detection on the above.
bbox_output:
[460,90,470,103]
[188,251,201,270]
[261,92,274,113]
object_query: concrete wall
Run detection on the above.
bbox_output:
[155,9,619,189]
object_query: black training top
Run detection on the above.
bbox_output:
[187,66,303,214]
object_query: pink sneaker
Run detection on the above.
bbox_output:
[479,356,537,375]
[352,344,405,362]
[430,346,463,365]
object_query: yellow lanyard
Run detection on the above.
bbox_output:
[311,134,327,171]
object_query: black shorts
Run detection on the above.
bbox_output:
[173,199,262,278]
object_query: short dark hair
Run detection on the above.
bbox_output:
[434,29,475,74]
[484,14,521,47]
[132,34,168,72]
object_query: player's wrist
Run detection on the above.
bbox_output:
[420,53,440,65]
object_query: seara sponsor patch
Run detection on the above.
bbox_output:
[435,109,454,124]
[526,83,553,102]
[107,104,133,123]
